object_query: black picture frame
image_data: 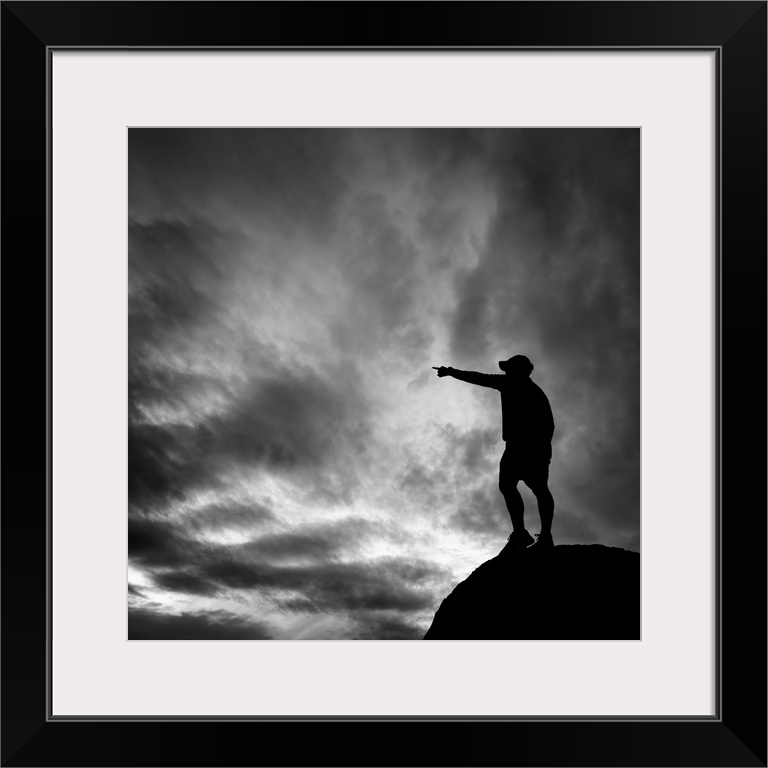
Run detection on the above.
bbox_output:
[2,2,765,765]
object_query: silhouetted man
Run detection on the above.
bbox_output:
[434,356,555,551]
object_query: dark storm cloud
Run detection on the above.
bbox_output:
[129,514,195,568]
[450,488,508,538]
[129,359,230,425]
[302,560,438,612]
[128,607,273,640]
[342,194,418,330]
[139,536,442,612]
[328,191,434,366]
[397,462,445,502]
[151,570,221,597]
[129,219,230,296]
[450,129,640,368]
[185,501,275,533]
[180,556,441,613]
[128,220,244,366]
[451,268,494,361]
[244,517,377,560]
[129,356,372,519]
[498,130,640,383]
[129,128,349,241]
[128,584,146,598]
[564,439,640,535]
[549,508,600,545]
[129,421,218,513]
[210,365,371,478]
[354,615,425,641]
[130,508,445,613]
[129,366,372,516]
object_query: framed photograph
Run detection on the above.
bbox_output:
[3,2,765,765]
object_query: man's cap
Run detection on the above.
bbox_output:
[499,355,534,374]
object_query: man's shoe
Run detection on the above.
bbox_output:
[505,530,535,549]
[527,532,555,551]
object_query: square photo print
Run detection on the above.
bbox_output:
[128,128,640,640]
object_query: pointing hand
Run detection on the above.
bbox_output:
[432,366,451,378]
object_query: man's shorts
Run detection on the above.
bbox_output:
[498,445,550,494]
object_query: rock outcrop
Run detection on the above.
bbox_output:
[424,544,639,640]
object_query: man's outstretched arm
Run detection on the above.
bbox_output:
[432,367,503,389]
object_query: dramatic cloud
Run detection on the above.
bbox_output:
[128,128,640,639]
[129,607,273,640]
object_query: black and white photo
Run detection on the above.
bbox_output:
[128,128,640,641]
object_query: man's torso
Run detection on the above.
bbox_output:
[498,379,553,456]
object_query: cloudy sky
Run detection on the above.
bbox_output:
[128,128,640,640]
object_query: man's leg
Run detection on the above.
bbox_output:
[526,458,554,537]
[530,482,554,536]
[499,450,526,532]
[503,484,526,532]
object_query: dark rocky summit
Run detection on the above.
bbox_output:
[424,544,640,640]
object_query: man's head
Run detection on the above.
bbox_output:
[499,355,534,378]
